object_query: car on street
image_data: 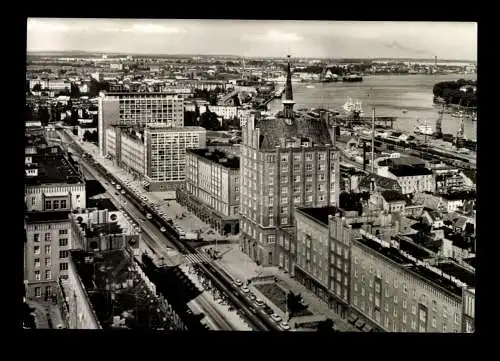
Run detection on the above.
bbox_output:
[234,279,243,287]
[270,314,282,323]
[120,190,125,194]
[160,227,167,232]
[241,286,250,293]
[255,299,265,307]
[248,294,256,301]
[280,321,290,330]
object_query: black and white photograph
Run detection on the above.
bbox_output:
[23,18,476,332]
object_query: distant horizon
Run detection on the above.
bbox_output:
[26,50,476,63]
[27,19,477,61]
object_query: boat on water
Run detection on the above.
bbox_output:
[343,98,364,115]
[342,74,363,82]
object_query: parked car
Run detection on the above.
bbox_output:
[280,321,290,330]
[160,227,166,232]
[255,299,265,307]
[241,286,250,293]
[234,279,243,287]
[270,314,282,323]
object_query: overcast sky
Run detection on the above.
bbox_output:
[27,19,477,60]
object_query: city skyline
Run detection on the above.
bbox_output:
[27,19,477,61]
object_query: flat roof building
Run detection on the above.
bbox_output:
[177,149,240,235]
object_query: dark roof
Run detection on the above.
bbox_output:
[296,206,340,226]
[397,236,434,259]
[255,116,333,150]
[440,191,476,201]
[461,168,476,184]
[359,174,402,192]
[87,198,118,211]
[463,256,475,269]
[436,262,475,287]
[407,264,464,297]
[446,232,472,250]
[69,249,168,330]
[389,165,433,177]
[25,148,83,186]
[25,211,71,223]
[381,190,407,203]
[357,237,415,265]
[187,148,240,169]
[81,222,123,238]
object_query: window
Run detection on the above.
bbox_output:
[369,279,373,288]
[402,312,407,324]
[34,287,41,298]
[384,316,389,328]
[411,320,417,330]
[45,270,52,280]
[432,316,437,328]
[393,308,397,317]
[34,246,40,255]
[385,303,389,312]
[267,235,276,244]
[34,270,41,281]
[31,197,36,206]
[354,283,358,292]
[281,217,288,225]
[454,313,460,324]
[393,279,398,288]
[411,305,417,315]
[393,323,398,332]
[45,200,51,210]
[294,175,300,182]
[53,200,59,209]
[442,323,447,332]
[305,164,313,171]
[45,245,51,254]
[361,287,365,296]
[369,292,373,302]
[60,200,67,209]
[33,233,40,242]
[44,233,51,242]
[403,283,408,294]
[45,258,51,267]
[59,229,68,235]
[60,262,68,271]
[402,299,407,309]
[353,295,358,306]
[34,258,40,268]
[394,295,398,304]
[59,238,68,247]
[45,286,52,297]
[305,153,313,161]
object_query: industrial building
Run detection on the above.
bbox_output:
[177,148,240,235]
[240,56,340,267]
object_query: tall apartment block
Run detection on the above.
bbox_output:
[177,149,240,235]
[239,56,340,267]
[24,134,86,300]
[98,92,184,156]
[143,125,206,191]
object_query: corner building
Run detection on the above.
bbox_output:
[240,56,340,267]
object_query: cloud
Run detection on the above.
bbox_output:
[244,30,303,42]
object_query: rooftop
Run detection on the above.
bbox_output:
[357,236,415,265]
[407,264,465,297]
[255,116,333,150]
[145,125,206,133]
[296,206,341,226]
[25,147,83,186]
[381,190,407,203]
[79,222,123,238]
[359,174,402,192]
[436,261,475,286]
[86,198,118,211]
[187,148,240,169]
[70,249,168,330]
[440,190,476,201]
[25,211,70,223]
[396,235,435,259]
[102,92,184,98]
[389,165,433,178]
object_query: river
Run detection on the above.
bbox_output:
[267,74,477,141]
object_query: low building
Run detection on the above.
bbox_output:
[177,148,240,235]
[369,190,407,213]
[349,230,474,332]
[379,165,434,195]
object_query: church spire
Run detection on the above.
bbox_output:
[282,55,296,119]
[285,55,293,101]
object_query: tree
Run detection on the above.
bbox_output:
[83,130,92,142]
[316,318,335,332]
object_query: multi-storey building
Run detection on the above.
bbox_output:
[294,207,400,322]
[177,149,240,235]
[105,127,145,179]
[350,230,474,332]
[143,125,206,191]
[378,164,435,195]
[98,92,184,155]
[24,142,86,300]
[240,55,340,267]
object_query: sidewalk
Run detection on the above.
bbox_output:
[214,243,358,332]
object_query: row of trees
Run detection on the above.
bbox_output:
[433,79,477,108]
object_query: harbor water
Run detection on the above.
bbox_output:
[267,74,477,141]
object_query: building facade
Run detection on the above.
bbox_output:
[239,57,339,267]
[143,125,206,191]
[105,127,145,179]
[98,92,184,155]
[24,212,73,300]
[177,149,240,235]
[350,230,472,332]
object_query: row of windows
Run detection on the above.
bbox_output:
[44,199,68,210]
